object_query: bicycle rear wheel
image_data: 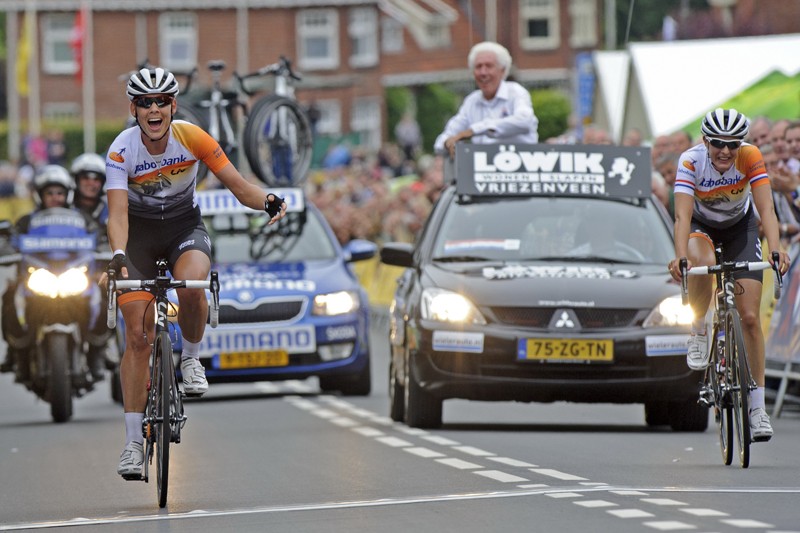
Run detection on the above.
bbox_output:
[174,101,211,185]
[244,95,313,187]
[709,331,733,465]
[725,310,750,468]
[155,331,173,507]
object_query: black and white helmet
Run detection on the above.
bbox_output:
[126,67,180,101]
[33,164,75,207]
[701,108,750,139]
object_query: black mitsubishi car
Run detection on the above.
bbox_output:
[380,143,705,431]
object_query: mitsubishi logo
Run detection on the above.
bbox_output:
[549,309,579,330]
[555,311,574,328]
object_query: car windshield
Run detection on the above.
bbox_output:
[431,196,673,264]
[207,211,337,263]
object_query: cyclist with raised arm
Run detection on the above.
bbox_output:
[106,67,287,479]
[667,108,790,441]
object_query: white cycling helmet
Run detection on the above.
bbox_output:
[33,164,75,207]
[701,108,750,139]
[126,67,180,101]
[70,153,106,180]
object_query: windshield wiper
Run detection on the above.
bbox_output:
[432,255,496,262]
[523,255,640,264]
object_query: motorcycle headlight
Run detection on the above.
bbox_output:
[312,290,360,316]
[643,294,694,327]
[421,288,486,325]
[27,267,89,298]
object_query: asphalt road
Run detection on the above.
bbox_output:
[1,309,799,532]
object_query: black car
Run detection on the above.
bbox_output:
[380,143,704,431]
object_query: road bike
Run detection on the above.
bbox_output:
[107,259,220,507]
[180,56,313,187]
[680,249,781,468]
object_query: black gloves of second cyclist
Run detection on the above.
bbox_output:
[107,253,127,277]
[265,194,285,218]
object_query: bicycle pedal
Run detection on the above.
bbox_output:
[120,473,145,482]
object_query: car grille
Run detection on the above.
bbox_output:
[219,299,305,324]
[491,307,640,329]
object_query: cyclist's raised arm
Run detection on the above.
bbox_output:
[213,163,286,225]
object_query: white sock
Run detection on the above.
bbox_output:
[750,387,766,411]
[691,318,706,335]
[125,412,144,445]
[181,338,201,360]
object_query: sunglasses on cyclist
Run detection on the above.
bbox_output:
[134,95,174,109]
[706,137,742,150]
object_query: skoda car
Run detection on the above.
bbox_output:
[181,188,375,395]
[380,143,704,430]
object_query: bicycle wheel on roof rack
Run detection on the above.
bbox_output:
[174,100,211,184]
[243,95,313,187]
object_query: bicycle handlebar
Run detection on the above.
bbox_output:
[106,271,221,329]
[678,254,783,304]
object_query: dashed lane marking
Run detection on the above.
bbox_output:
[545,492,583,499]
[680,508,729,517]
[529,468,588,481]
[608,509,656,518]
[642,520,696,531]
[473,470,529,483]
[574,500,618,508]
[721,519,775,528]
[405,447,446,458]
[436,458,483,470]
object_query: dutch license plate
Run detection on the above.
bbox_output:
[518,338,613,362]
[219,350,289,369]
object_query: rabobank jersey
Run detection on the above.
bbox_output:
[673,143,769,229]
[106,120,230,219]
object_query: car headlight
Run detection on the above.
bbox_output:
[313,290,360,316]
[643,294,694,327]
[27,267,89,298]
[421,288,486,325]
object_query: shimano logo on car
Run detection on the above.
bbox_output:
[325,325,357,341]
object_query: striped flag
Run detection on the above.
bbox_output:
[70,7,86,83]
[16,11,33,96]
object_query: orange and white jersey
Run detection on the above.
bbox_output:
[673,143,769,229]
[106,120,230,219]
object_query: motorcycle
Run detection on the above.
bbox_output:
[0,207,114,422]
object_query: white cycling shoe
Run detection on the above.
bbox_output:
[181,357,209,396]
[750,407,773,442]
[117,441,144,480]
[686,332,710,370]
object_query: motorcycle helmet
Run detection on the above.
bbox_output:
[33,165,75,207]
[70,153,106,187]
[126,67,180,101]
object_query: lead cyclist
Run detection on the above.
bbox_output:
[667,108,790,442]
[104,66,288,480]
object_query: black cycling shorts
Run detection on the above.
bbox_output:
[119,207,211,304]
[690,208,763,282]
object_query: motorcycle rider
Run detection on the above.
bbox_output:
[70,153,111,380]
[0,165,97,379]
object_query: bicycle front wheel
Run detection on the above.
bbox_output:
[709,332,733,466]
[155,331,174,507]
[244,95,313,187]
[725,310,751,468]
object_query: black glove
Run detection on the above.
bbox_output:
[107,253,127,277]
[265,194,285,218]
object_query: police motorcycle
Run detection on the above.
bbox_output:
[0,207,112,422]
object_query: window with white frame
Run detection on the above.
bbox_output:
[159,12,197,73]
[351,97,381,150]
[349,7,378,67]
[569,0,597,47]
[316,100,341,136]
[43,102,80,122]
[381,17,404,53]
[519,0,560,50]
[297,9,340,71]
[425,18,451,48]
[42,14,77,75]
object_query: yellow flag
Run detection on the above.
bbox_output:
[16,12,33,97]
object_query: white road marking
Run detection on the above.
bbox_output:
[642,520,696,530]
[473,470,529,483]
[641,498,687,506]
[436,458,483,470]
[529,469,588,481]
[375,436,412,447]
[545,492,583,499]
[396,427,428,436]
[487,457,538,467]
[330,417,358,427]
[680,508,729,517]
[517,484,549,489]
[574,500,618,508]
[310,408,338,419]
[607,509,655,518]
[422,436,460,446]
[611,490,649,496]
[452,446,494,457]
[352,427,384,437]
[721,519,774,528]
[405,447,446,458]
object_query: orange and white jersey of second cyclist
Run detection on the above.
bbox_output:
[105,120,230,220]
[674,143,769,229]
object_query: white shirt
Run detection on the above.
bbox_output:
[434,80,539,152]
